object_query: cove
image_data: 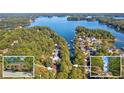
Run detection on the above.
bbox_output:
[29,16,124,55]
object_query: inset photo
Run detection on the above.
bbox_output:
[0,56,2,78]
[122,57,124,78]
[3,56,34,77]
[90,56,121,77]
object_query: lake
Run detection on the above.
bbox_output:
[29,16,124,54]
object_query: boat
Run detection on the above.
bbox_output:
[71,40,73,42]
[121,47,124,50]
[68,44,70,47]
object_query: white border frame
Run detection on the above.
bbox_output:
[2,56,35,78]
[0,56,2,78]
[90,56,122,78]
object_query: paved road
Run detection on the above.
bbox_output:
[4,71,33,77]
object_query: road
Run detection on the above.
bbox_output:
[4,71,33,77]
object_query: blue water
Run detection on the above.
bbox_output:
[103,56,109,72]
[29,16,124,49]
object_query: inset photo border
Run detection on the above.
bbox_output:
[2,56,35,78]
[90,56,122,78]
[0,56,2,78]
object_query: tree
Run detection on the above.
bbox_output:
[91,57,104,69]
[108,57,121,76]
[69,68,85,79]
[56,72,68,79]
[91,57,104,76]
[24,57,34,71]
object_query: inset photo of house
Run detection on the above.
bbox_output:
[3,56,34,77]
[0,56,2,78]
[90,56,122,77]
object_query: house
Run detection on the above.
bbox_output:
[17,26,22,28]
[91,37,97,42]
[86,37,91,42]
[5,62,28,72]
[120,53,124,57]
[11,40,18,46]
[73,64,78,68]
[47,67,53,71]
[83,51,88,56]
[108,48,113,54]
[121,47,124,50]
[84,59,87,62]
[51,64,57,72]
[79,37,83,41]
[50,44,61,63]
[55,44,58,47]
[52,56,60,63]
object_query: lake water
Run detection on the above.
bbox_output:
[103,56,109,72]
[29,16,124,52]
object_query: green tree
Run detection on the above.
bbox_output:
[108,57,121,76]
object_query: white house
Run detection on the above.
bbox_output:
[47,67,53,71]
[73,64,78,68]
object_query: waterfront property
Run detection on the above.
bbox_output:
[29,16,124,49]
[50,44,61,63]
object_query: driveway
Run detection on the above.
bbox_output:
[3,71,33,77]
